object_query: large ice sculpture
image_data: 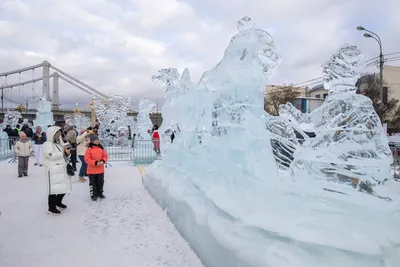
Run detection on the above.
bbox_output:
[33,94,54,131]
[134,97,156,141]
[145,20,400,267]
[280,45,393,186]
[93,95,131,146]
[64,112,91,131]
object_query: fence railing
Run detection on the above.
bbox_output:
[0,137,160,166]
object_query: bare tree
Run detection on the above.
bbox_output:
[356,74,399,124]
[264,86,302,115]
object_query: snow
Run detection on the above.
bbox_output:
[0,160,204,267]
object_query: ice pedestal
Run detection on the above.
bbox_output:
[0,132,13,159]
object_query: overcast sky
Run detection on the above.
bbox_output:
[0,0,399,111]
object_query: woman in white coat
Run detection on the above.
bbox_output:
[43,126,71,215]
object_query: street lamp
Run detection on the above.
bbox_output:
[357,25,384,103]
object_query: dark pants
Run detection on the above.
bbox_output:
[48,194,65,210]
[17,156,29,176]
[89,173,104,198]
[78,155,87,177]
[70,145,77,169]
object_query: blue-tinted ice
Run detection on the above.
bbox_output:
[145,17,400,267]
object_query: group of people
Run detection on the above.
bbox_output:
[11,123,108,215]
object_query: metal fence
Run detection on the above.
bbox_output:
[389,142,400,179]
[0,137,159,166]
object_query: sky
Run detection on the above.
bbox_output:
[0,0,399,111]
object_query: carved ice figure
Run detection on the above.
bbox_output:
[135,97,156,141]
[152,67,196,156]
[34,94,54,130]
[93,95,131,146]
[64,112,91,131]
[0,110,22,130]
[280,44,392,185]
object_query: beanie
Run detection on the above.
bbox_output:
[90,134,99,143]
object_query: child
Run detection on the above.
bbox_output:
[84,135,108,201]
[14,132,33,178]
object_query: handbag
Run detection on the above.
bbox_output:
[55,144,76,176]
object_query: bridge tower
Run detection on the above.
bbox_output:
[42,60,50,101]
[52,72,60,111]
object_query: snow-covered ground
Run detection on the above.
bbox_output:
[0,159,204,267]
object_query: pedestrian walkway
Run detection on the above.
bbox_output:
[0,160,203,267]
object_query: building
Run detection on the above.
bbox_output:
[382,65,400,101]
[264,84,328,113]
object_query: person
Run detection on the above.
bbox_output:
[14,132,33,178]
[33,125,46,166]
[171,131,175,143]
[15,125,21,135]
[3,125,17,149]
[76,129,92,183]
[65,126,77,170]
[152,125,161,156]
[84,135,108,201]
[43,126,71,215]
[21,124,33,139]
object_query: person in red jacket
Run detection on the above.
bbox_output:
[84,135,109,201]
[152,125,160,156]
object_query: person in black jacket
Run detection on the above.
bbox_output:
[21,124,33,139]
[33,125,46,166]
[3,125,18,149]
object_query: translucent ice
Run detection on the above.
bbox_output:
[0,110,22,130]
[64,112,91,131]
[280,45,392,185]
[135,97,156,141]
[145,20,400,267]
[93,95,131,146]
[33,94,54,130]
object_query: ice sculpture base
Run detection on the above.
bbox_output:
[145,163,400,267]
[144,166,253,267]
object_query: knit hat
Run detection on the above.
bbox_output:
[90,134,99,143]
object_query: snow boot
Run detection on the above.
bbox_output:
[91,196,97,201]
[99,194,105,199]
[48,208,61,215]
[79,176,86,183]
[23,173,28,177]
[18,175,22,178]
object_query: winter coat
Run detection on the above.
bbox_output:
[21,126,33,139]
[76,132,89,156]
[152,130,160,149]
[84,143,108,175]
[43,126,70,195]
[33,132,46,145]
[66,129,77,145]
[14,139,33,157]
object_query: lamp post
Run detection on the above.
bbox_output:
[357,26,384,103]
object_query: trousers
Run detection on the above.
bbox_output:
[17,156,29,176]
[78,155,88,177]
[89,173,104,198]
[34,144,43,164]
[48,194,65,209]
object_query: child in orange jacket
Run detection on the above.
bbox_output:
[84,135,108,201]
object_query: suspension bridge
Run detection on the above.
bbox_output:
[0,61,162,124]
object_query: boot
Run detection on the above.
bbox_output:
[48,208,61,215]
[48,195,61,215]
[23,173,28,177]
[56,194,67,209]
[79,176,86,183]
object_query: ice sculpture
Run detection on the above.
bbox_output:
[134,97,156,141]
[280,45,392,186]
[0,110,21,130]
[144,20,400,267]
[64,112,91,131]
[152,68,196,156]
[93,95,131,146]
[126,116,137,139]
[33,94,54,131]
